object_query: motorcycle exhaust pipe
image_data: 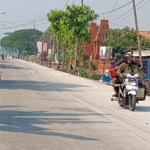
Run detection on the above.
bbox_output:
[111,97,119,101]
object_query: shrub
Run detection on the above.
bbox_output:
[90,61,97,71]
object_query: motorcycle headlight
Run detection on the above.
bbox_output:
[126,78,137,86]
[129,82,137,86]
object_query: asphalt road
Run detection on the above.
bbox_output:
[0,58,150,150]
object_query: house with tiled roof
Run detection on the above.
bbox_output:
[139,31,150,39]
[132,31,150,74]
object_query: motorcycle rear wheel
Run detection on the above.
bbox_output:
[129,94,136,111]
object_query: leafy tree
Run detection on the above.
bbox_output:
[40,28,55,45]
[47,5,98,74]
[106,27,150,57]
[1,29,43,58]
[40,28,56,60]
[140,36,150,47]
[3,32,12,36]
[40,28,51,41]
[47,9,67,70]
[65,5,99,74]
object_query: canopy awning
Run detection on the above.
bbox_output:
[133,50,150,57]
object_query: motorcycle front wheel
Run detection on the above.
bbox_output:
[129,94,136,111]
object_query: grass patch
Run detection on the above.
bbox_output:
[90,75,101,80]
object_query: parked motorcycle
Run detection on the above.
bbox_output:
[111,72,146,111]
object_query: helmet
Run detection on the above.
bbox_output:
[124,52,133,60]
[123,50,133,55]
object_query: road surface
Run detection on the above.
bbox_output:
[0,58,150,150]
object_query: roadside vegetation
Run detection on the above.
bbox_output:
[1,4,150,81]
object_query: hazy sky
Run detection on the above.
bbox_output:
[0,0,149,39]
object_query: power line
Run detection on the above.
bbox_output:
[35,0,71,25]
[62,0,70,10]
[0,13,49,30]
[0,20,21,25]
[116,0,150,24]
[0,0,148,31]
[23,14,48,25]
[110,0,144,23]
[0,19,49,29]
[0,10,49,30]
[71,0,76,5]
[78,1,82,5]
[110,0,150,31]
[107,0,119,19]
[0,17,47,26]
[36,22,50,26]
[99,1,132,15]
[132,0,142,67]
[34,17,47,22]
[32,14,47,22]
[0,0,77,30]
[110,22,125,28]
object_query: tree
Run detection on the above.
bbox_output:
[1,29,43,58]
[47,9,67,70]
[47,5,98,74]
[40,28,55,45]
[106,27,150,57]
[140,36,150,47]
[65,5,99,74]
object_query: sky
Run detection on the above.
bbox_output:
[0,0,150,39]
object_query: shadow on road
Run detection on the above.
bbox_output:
[135,106,150,112]
[0,60,8,63]
[0,80,90,92]
[0,64,26,69]
[0,108,112,140]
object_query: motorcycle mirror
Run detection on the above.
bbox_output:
[134,74,139,78]
[126,73,132,78]
[140,68,143,71]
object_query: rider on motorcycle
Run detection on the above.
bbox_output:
[113,53,140,98]
[112,52,140,97]
[112,52,141,68]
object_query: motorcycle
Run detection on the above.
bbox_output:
[111,72,146,111]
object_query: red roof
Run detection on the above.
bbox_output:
[139,31,150,39]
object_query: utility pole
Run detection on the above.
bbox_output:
[33,20,37,57]
[132,0,143,68]
[81,0,83,6]
[0,12,6,14]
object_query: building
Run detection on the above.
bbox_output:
[84,20,109,61]
[139,31,150,39]
[130,31,150,74]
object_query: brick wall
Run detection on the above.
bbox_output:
[97,61,112,74]
[84,22,97,58]
[94,20,109,61]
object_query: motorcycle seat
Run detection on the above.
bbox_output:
[113,84,124,87]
